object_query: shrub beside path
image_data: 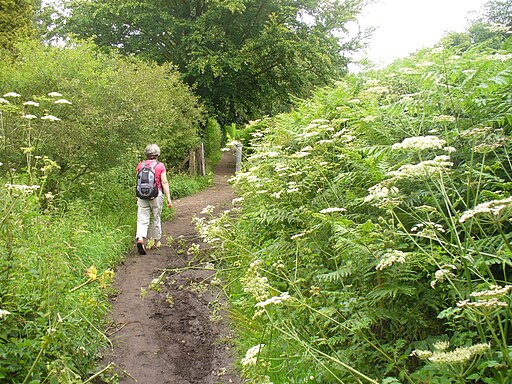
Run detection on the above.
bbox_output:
[102,152,240,384]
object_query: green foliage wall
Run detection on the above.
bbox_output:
[200,38,512,383]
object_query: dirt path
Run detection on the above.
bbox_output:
[102,152,240,384]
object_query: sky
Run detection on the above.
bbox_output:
[354,0,489,66]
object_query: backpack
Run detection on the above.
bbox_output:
[136,160,159,199]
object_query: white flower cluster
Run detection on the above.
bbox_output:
[242,260,270,301]
[23,100,40,106]
[485,22,511,33]
[319,207,346,214]
[3,92,21,98]
[470,284,512,298]
[241,344,265,366]
[193,214,224,246]
[364,86,390,94]
[392,136,446,151]
[487,52,512,61]
[376,250,407,270]
[411,221,446,239]
[459,197,512,223]
[41,115,61,121]
[187,243,201,255]
[232,197,244,205]
[0,309,11,318]
[54,99,72,105]
[255,292,291,308]
[290,229,313,240]
[473,142,503,153]
[200,204,215,214]
[455,284,512,309]
[428,343,490,365]
[460,126,492,138]
[430,264,456,288]
[433,115,456,123]
[432,340,450,351]
[5,183,40,194]
[411,342,490,365]
[386,156,453,180]
[364,184,399,203]
[457,298,508,309]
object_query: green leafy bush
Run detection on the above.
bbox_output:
[0,40,204,199]
[204,117,223,167]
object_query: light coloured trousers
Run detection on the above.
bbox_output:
[136,192,163,241]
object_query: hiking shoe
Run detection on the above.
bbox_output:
[136,240,146,255]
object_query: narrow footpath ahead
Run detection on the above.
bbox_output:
[102,152,241,384]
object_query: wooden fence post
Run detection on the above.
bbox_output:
[197,143,206,176]
[189,148,196,176]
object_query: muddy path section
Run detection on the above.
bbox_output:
[102,152,240,384]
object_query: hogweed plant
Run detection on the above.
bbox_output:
[199,43,512,383]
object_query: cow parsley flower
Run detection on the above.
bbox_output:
[48,92,63,97]
[200,205,215,214]
[23,101,40,107]
[433,115,456,123]
[430,264,456,288]
[241,344,265,366]
[0,309,11,318]
[3,92,21,97]
[376,250,407,270]
[22,114,37,119]
[428,343,490,365]
[319,207,346,214]
[470,284,512,298]
[255,292,291,308]
[41,115,61,121]
[392,135,446,151]
[459,197,512,223]
[242,264,269,301]
[386,156,453,180]
[457,298,508,309]
[292,151,311,158]
[54,99,72,105]
[364,184,399,202]
[411,221,445,238]
[433,341,450,351]
[5,184,40,193]
[411,349,433,359]
[0,98,10,104]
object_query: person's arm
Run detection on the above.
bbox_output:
[160,171,173,208]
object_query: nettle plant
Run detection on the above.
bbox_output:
[201,44,512,383]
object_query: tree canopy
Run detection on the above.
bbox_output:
[0,0,35,50]
[44,0,368,124]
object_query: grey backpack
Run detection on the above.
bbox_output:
[136,161,159,199]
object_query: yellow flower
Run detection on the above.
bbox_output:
[85,265,97,280]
